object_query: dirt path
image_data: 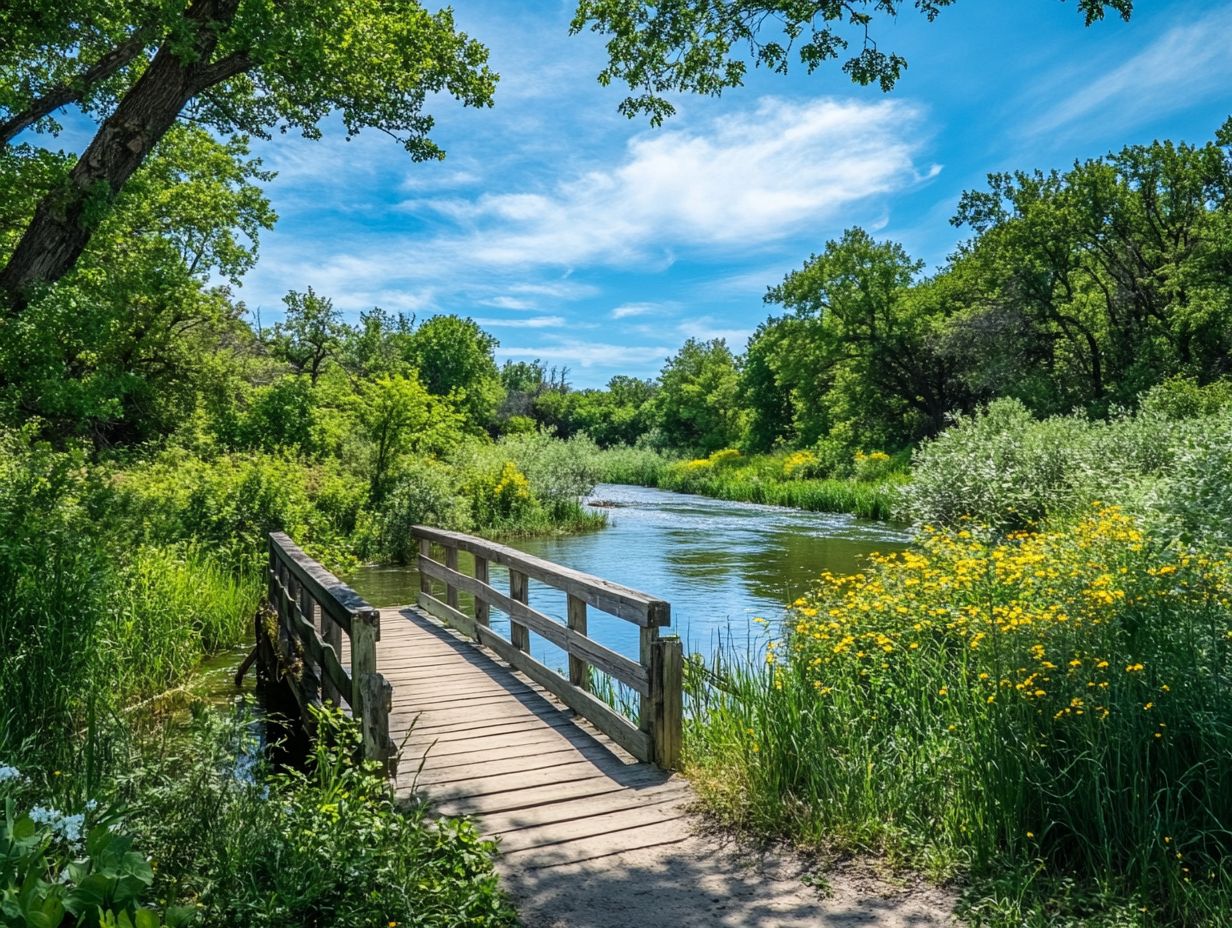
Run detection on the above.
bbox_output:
[500,819,955,928]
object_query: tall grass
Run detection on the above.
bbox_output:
[593,445,906,521]
[0,433,260,774]
[685,510,1232,926]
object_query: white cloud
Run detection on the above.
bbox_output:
[472,315,567,328]
[611,301,676,319]
[1025,6,1232,137]
[498,340,673,368]
[239,95,936,346]
[434,96,936,270]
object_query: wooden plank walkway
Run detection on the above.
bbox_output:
[266,531,953,926]
[376,604,956,928]
[380,605,694,867]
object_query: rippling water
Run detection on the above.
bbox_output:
[349,483,910,668]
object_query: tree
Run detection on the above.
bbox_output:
[0,0,496,309]
[356,372,461,502]
[766,228,973,445]
[952,123,1232,414]
[654,338,742,452]
[267,288,345,385]
[740,319,797,452]
[0,126,273,446]
[572,0,1132,124]
[340,307,415,378]
[407,314,505,430]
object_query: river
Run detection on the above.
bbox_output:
[348,483,910,675]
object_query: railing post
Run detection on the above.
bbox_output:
[418,537,431,596]
[509,569,530,653]
[639,625,659,746]
[567,594,588,689]
[350,606,383,761]
[652,637,683,770]
[444,545,459,610]
[474,556,490,627]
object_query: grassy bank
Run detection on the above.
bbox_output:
[0,426,613,927]
[682,398,1232,926]
[593,445,907,521]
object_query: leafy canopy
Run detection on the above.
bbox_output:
[572,0,1133,124]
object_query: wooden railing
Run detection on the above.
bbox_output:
[266,532,396,769]
[412,525,683,769]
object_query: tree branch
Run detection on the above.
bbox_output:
[0,31,153,146]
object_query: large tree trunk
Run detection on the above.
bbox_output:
[0,0,247,312]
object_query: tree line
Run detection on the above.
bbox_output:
[525,123,1232,456]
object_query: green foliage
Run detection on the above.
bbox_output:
[951,130,1232,415]
[903,392,1232,536]
[686,510,1232,925]
[457,432,606,532]
[592,444,904,520]
[0,128,272,446]
[0,0,497,302]
[655,338,743,454]
[265,289,345,385]
[355,372,463,503]
[112,448,367,575]
[763,229,972,448]
[362,459,472,564]
[572,0,1132,124]
[406,315,504,430]
[0,431,111,756]
[115,709,515,928]
[0,782,193,928]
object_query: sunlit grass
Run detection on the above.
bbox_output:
[684,508,1232,926]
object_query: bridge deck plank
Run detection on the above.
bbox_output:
[379,605,687,864]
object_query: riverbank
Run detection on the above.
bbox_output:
[592,446,907,521]
[0,429,603,926]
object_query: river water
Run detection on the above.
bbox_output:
[348,483,910,674]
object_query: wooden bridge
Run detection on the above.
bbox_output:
[261,525,688,869]
[259,527,954,926]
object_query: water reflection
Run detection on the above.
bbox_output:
[348,484,910,668]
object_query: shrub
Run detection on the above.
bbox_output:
[708,448,742,469]
[782,450,821,480]
[903,398,1111,530]
[122,709,516,928]
[113,450,362,573]
[0,770,193,928]
[591,445,674,485]
[1152,412,1232,548]
[687,509,1232,924]
[361,459,472,563]
[853,449,894,482]
[811,436,853,479]
[467,460,541,529]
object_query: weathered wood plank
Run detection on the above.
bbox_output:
[474,555,490,627]
[654,637,684,770]
[496,805,691,854]
[270,531,379,636]
[393,599,653,761]
[508,568,530,653]
[418,556,649,694]
[567,594,588,690]
[412,525,670,627]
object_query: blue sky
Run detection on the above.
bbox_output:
[236,0,1232,387]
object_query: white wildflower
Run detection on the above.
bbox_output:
[29,805,60,826]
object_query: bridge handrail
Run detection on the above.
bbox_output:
[410,525,682,769]
[267,532,395,769]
